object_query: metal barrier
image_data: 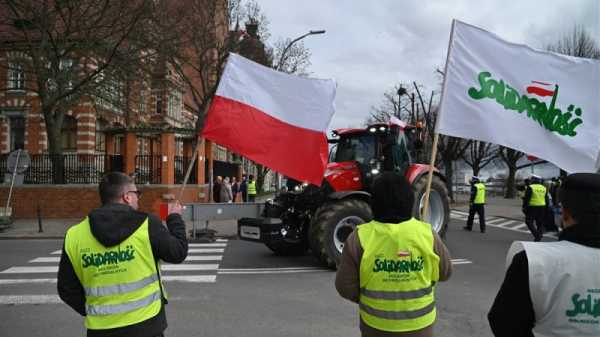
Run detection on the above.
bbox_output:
[182,202,265,237]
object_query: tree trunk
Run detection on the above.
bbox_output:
[46,121,65,184]
[472,165,480,177]
[505,165,517,198]
[443,159,454,202]
[256,164,270,194]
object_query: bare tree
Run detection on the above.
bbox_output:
[271,38,311,75]
[462,141,498,176]
[546,25,600,59]
[498,146,524,198]
[0,0,156,181]
[368,84,415,125]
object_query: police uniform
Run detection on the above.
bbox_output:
[464,177,486,233]
[489,173,600,337]
[523,175,549,241]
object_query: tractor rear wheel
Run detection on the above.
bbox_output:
[412,175,450,238]
[309,199,373,269]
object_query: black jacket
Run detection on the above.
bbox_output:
[57,203,188,337]
[488,224,600,337]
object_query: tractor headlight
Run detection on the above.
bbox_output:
[294,183,309,192]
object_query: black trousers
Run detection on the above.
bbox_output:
[525,206,546,241]
[466,203,486,232]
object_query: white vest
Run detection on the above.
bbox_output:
[507,241,600,337]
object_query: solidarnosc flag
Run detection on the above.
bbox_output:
[202,53,336,185]
[437,20,600,173]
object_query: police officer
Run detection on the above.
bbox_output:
[489,173,600,336]
[57,172,188,337]
[523,174,549,241]
[247,174,257,202]
[464,176,486,233]
[335,172,452,337]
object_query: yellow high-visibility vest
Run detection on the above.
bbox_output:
[474,183,486,204]
[247,181,257,195]
[65,217,164,330]
[357,218,440,332]
[529,184,547,206]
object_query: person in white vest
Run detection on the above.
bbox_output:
[488,173,600,337]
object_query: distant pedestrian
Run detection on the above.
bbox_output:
[240,175,248,202]
[464,176,486,233]
[336,172,452,337]
[489,173,600,337]
[213,176,222,203]
[231,177,240,202]
[523,175,549,241]
[247,174,257,202]
[57,172,188,337]
[220,177,233,203]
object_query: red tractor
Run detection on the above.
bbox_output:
[238,122,450,268]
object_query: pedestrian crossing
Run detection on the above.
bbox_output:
[0,239,229,285]
[450,210,559,239]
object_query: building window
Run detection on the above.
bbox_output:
[175,138,184,156]
[137,137,150,155]
[9,116,25,151]
[61,116,77,151]
[8,63,25,90]
[139,89,146,113]
[95,120,107,153]
[114,135,124,154]
[155,93,163,114]
[168,90,182,120]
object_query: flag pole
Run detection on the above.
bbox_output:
[177,135,201,202]
[421,19,456,221]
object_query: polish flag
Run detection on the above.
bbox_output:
[202,53,336,186]
[526,80,555,97]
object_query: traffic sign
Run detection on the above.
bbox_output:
[6,149,30,174]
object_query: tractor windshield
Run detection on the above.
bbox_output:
[333,134,376,165]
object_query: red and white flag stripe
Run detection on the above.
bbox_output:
[202,53,336,185]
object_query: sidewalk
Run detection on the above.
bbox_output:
[451,193,524,221]
[0,193,276,240]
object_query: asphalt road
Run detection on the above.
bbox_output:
[0,211,556,337]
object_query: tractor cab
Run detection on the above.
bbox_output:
[326,123,423,192]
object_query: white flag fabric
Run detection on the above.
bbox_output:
[202,53,336,185]
[437,20,600,173]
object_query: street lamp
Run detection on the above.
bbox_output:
[277,29,326,70]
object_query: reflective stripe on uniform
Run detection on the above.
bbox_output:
[86,291,161,316]
[84,273,159,297]
[359,301,436,320]
[360,285,433,300]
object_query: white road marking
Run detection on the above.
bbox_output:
[188,248,224,254]
[0,295,62,305]
[50,250,61,255]
[0,278,56,285]
[161,264,219,271]
[494,220,516,227]
[452,261,473,265]
[189,243,227,248]
[1,266,58,274]
[184,255,223,261]
[511,223,528,230]
[161,275,216,283]
[218,269,328,275]
[216,239,228,242]
[451,210,469,216]
[29,257,60,263]
[486,218,507,224]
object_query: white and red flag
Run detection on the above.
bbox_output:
[202,53,336,185]
[437,20,600,173]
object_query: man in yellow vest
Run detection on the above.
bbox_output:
[464,176,486,233]
[335,172,452,336]
[247,174,257,202]
[522,174,549,241]
[57,172,188,337]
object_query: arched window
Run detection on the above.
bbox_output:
[61,116,77,151]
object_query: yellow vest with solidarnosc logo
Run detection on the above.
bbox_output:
[357,218,440,332]
[474,183,486,204]
[65,217,164,330]
[247,181,257,195]
[529,184,547,206]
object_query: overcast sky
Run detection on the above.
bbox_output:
[257,0,599,131]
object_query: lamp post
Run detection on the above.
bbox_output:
[277,29,326,71]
